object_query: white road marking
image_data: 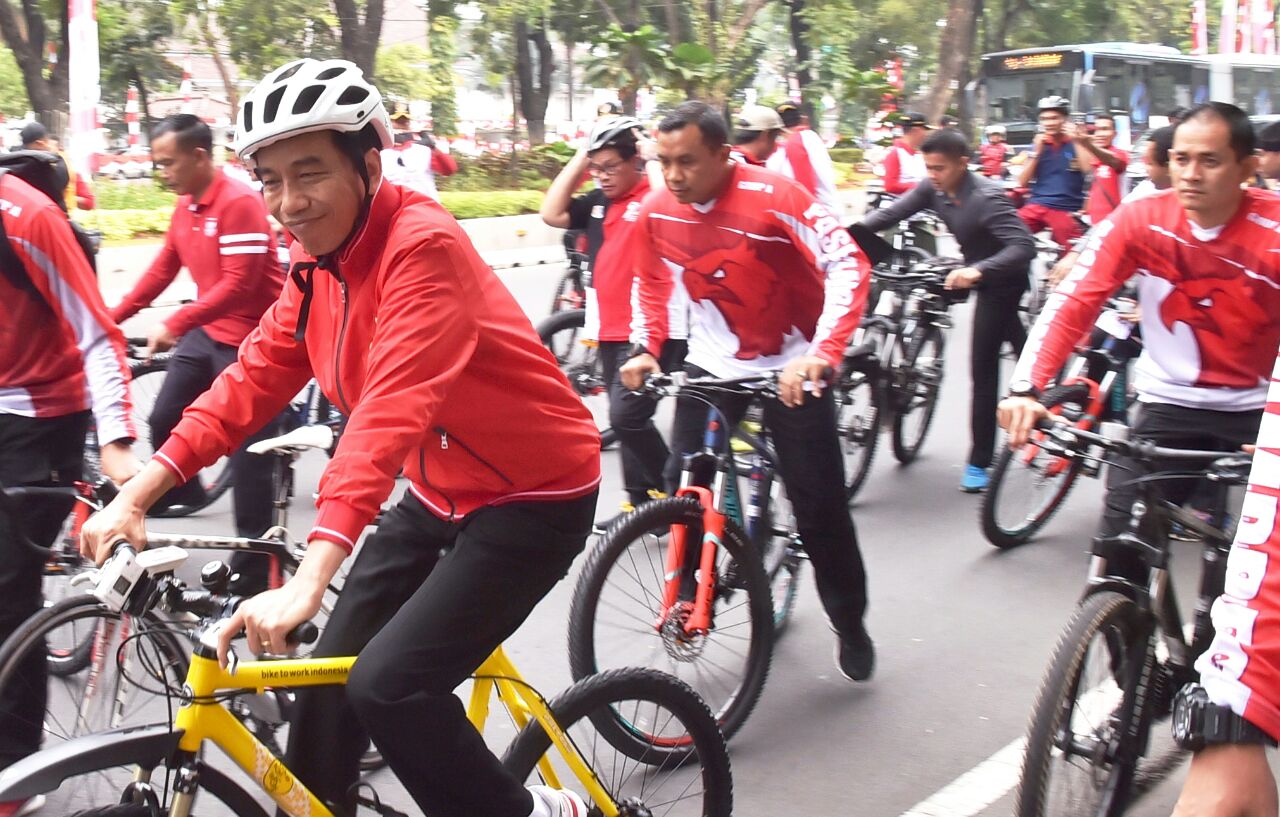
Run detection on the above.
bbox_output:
[897,737,1026,817]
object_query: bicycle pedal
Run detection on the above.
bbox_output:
[350,783,409,817]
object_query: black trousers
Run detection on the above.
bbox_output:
[285,489,597,817]
[599,339,687,506]
[149,327,281,588]
[663,366,869,638]
[969,287,1027,469]
[0,410,90,769]
[1098,402,1262,537]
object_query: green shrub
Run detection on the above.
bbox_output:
[438,147,570,193]
[828,148,864,164]
[80,208,173,242]
[437,191,544,219]
[92,180,175,210]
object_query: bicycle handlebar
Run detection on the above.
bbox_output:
[641,369,832,398]
[1034,418,1249,466]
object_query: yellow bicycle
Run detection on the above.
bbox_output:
[0,546,733,817]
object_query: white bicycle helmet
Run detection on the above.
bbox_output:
[1037,95,1071,113]
[985,123,1007,135]
[588,117,644,153]
[234,58,392,164]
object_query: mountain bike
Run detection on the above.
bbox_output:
[1015,421,1249,817]
[0,545,733,817]
[569,370,824,740]
[838,256,965,500]
[982,300,1141,548]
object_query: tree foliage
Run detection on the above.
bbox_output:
[97,0,181,132]
[0,45,28,116]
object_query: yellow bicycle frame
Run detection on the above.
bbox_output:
[167,645,617,817]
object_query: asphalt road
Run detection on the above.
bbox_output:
[27,243,1268,816]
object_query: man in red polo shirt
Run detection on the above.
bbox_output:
[1080,114,1129,224]
[109,113,285,592]
[881,111,931,194]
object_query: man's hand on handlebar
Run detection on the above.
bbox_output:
[621,352,661,391]
[779,355,831,408]
[998,395,1052,448]
[944,267,983,290]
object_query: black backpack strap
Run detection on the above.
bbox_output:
[0,169,42,298]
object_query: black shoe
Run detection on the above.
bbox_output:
[835,629,875,682]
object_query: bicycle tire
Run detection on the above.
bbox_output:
[891,324,945,464]
[550,268,586,315]
[838,356,881,501]
[760,534,803,637]
[567,496,774,741]
[58,758,269,817]
[501,668,733,817]
[0,595,192,814]
[981,384,1092,548]
[122,357,233,517]
[1017,591,1154,817]
[536,309,606,398]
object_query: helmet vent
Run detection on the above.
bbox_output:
[336,86,370,107]
[242,101,254,133]
[264,86,288,123]
[293,84,326,115]
[316,66,346,81]
[275,62,305,82]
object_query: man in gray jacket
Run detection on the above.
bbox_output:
[856,128,1036,492]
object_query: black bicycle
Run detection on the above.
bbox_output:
[838,254,966,499]
[1015,421,1249,817]
[549,228,589,316]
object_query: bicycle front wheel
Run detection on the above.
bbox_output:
[981,384,1092,548]
[891,325,945,464]
[567,497,774,740]
[1017,591,1154,817]
[0,595,191,813]
[502,668,733,817]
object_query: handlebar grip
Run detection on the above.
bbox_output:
[287,621,320,647]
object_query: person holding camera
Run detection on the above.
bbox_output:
[1016,96,1086,251]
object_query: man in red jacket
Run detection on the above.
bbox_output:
[109,113,285,593]
[0,172,138,817]
[83,59,601,817]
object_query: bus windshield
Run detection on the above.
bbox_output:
[984,72,1074,123]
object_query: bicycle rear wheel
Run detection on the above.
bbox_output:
[121,357,233,517]
[890,325,945,464]
[502,668,733,817]
[536,309,605,397]
[1017,591,1154,817]
[981,384,1091,548]
[567,497,774,740]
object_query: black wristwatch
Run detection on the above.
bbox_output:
[1006,379,1040,400]
[1172,683,1277,751]
[625,343,653,361]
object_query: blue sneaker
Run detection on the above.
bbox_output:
[960,464,989,493]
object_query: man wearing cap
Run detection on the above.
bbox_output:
[881,112,931,195]
[19,121,94,211]
[729,105,784,166]
[768,102,841,216]
[380,107,456,200]
[1259,120,1280,188]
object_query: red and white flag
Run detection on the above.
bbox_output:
[67,0,100,180]
[1222,0,1240,51]
[1193,0,1210,54]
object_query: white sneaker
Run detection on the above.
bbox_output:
[528,784,588,817]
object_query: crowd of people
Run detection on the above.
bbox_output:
[2,54,1280,817]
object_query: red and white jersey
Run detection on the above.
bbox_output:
[632,162,870,378]
[0,174,134,444]
[1012,189,1280,411]
[766,127,841,217]
[882,138,925,195]
[1198,350,1280,741]
[1085,144,1130,224]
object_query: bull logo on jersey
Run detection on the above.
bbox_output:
[675,237,821,360]
[1155,267,1273,388]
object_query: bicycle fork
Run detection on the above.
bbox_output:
[658,481,728,636]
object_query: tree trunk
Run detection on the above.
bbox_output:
[0,0,55,115]
[925,0,980,123]
[786,0,815,119]
[565,39,574,122]
[663,0,681,42]
[332,0,385,76]
[132,66,154,139]
[514,18,554,145]
[196,15,237,112]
